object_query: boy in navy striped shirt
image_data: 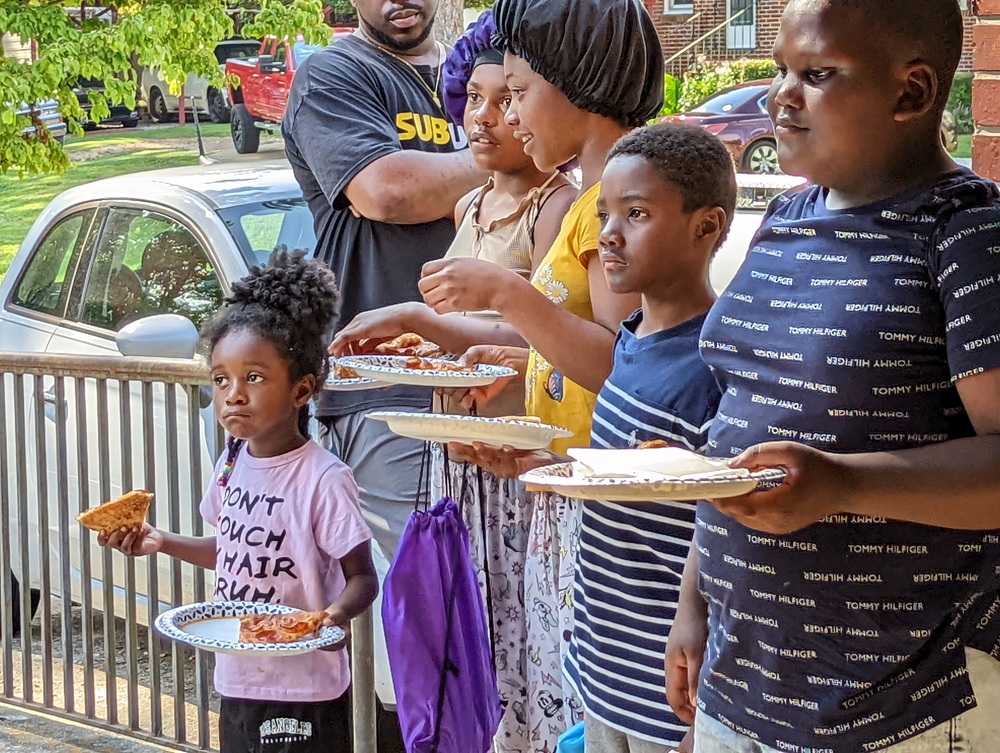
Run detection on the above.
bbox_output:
[563,123,735,752]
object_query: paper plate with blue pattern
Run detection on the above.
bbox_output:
[154,601,345,656]
[519,462,786,502]
[323,358,385,392]
[339,355,517,388]
[367,410,573,450]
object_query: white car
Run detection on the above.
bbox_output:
[0,159,409,704]
[140,39,261,124]
[1,161,316,616]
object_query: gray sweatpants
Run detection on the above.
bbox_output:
[585,712,682,752]
[317,405,429,561]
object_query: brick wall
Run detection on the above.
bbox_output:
[973,0,1000,178]
[645,0,975,76]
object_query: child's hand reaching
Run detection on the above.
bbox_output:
[97,524,164,557]
[437,345,526,410]
[447,442,560,479]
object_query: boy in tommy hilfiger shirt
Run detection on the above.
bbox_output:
[665,1,1000,752]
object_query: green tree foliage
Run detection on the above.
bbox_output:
[674,58,778,114]
[0,0,328,176]
[947,73,972,135]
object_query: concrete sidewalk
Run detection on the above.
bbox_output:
[0,704,179,753]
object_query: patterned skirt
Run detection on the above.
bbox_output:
[431,446,583,753]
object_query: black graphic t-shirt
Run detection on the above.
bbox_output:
[697,169,1000,752]
[283,36,468,416]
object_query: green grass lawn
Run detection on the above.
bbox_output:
[0,129,212,280]
[956,134,972,160]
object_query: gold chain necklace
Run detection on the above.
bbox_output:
[356,29,444,108]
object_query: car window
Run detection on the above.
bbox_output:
[11,210,93,317]
[273,41,288,66]
[291,41,323,67]
[218,198,317,268]
[78,208,223,331]
[215,42,260,64]
[693,87,763,115]
[756,95,769,115]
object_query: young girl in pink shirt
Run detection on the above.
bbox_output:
[101,250,376,753]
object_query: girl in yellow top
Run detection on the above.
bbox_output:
[334,1,664,747]
[415,1,666,750]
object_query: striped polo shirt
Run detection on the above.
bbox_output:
[564,310,721,746]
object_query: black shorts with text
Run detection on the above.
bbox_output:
[220,693,351,753]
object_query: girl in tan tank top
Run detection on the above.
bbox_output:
[332,48,574,417]
[329,17,577,752]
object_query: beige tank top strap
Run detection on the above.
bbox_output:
[524,172,571,245]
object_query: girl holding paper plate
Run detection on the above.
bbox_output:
[332,2,664,749]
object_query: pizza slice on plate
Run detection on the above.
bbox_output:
[375,333,445,359]
[238,610,329,644]
[77,490,153,535]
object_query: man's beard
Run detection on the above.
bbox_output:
[360,12,436,52]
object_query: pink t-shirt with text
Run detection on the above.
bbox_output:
[199,439,371,702]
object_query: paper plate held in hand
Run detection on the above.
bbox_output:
[567,447,733,478]
[154,601,345,657]
[339,355,517,388]
[367,411,573,450]
[323,358,385,392]
[519,461,785,502]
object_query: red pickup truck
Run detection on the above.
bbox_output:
[226,29,352,154]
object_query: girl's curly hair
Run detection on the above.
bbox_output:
[201,249,339,437]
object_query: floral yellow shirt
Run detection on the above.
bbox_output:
[526,182,601,454]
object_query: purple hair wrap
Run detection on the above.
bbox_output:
[442,10,500,127]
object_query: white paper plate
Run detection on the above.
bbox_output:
[324,358,385,391]
[323,376,385,392]
[367,411,573,450]
[568,447,733,477]
[339,355,517,388]
[519,462,786,502]
[154,601,345,656]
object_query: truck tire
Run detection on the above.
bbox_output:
[230,104,260,154]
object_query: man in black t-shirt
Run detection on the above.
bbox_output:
[282,0,482,558]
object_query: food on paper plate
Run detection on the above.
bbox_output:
[402,356,478,373]
[371,333,444,359]
[637,440,673,450]
[77,490,153,535]
[333,363,360,380]
[238,609,329,644]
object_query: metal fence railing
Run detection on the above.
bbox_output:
[0,351,376,751]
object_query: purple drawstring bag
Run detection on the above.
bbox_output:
[382,497,502,753]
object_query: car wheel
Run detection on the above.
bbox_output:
[230,104,260,154]
[148,87,171,123]
[744,139,780,174]
[3,572,40,636]
[208,88,231,124]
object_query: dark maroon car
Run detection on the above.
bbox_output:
[663,79,959,175]
[661,81,778,174]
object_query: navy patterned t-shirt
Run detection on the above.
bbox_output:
[696,169,1000,753]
